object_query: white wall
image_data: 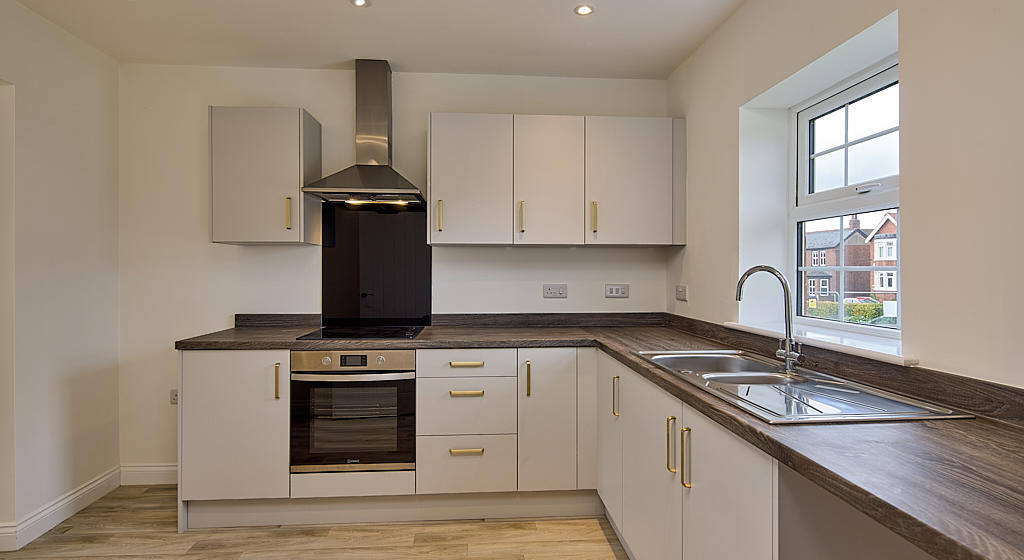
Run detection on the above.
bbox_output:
[0,81,14,524]
[118,64,667,466]
[666,0,1024,388]
[0,0,120,525]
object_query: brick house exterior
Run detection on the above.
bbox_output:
[802,212,899,309]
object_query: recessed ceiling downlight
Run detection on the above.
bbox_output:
[574,4,594,16]
[351,0,369,6]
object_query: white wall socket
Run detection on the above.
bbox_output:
[542,283,568,298]
[605,284,630,298]
[676,284,688,302]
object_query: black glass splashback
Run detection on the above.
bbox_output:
[321,202,431,327]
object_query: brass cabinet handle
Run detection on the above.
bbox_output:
[449,390,485,397]
[449,361,484,368]
[274,362,281,399]
[681,427,692,488]
[285,197,293,230]
[437,199,443,231]
[666,416,678,473]
[519,200,526,233]
[449,448,484,456]
[591,201,598,233]
[612,375,620,417]
[525,361,532,396]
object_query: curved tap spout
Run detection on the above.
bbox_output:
[736,265,800,372]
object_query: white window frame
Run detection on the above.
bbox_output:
[874,271,897,291]
[796,64,900,208]
[874,238,896,261]
[789,57,901,336]
[808,279,817,296]
[819,278,829,296]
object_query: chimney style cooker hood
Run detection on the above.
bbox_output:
[303,59,423,203]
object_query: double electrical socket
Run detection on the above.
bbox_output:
[542,284,568,298]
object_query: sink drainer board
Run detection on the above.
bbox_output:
[638,350,973,424]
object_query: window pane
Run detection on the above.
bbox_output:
[845,271,898,328]
[848,130,899,185]
[811,150,845,193]
[801,216,841,267]
[848,83,899,141]
[812,108,845,153]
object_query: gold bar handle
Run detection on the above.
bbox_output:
[274,363,281,399]
[285,197,292,230]
[666,416,678,473]
[525,361,532,396]
[591,201,598,233]
[449,448,485,456]
[612,375,620,417]
[681,427,692,488]
[449,361,484,368]
[437,199,443,231]
[519,200,526,233]
[449,390,485,397]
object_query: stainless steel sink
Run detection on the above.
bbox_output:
[638,350,972,424]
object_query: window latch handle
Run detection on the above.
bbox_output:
[855,183,881,194]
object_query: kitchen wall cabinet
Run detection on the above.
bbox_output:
[517,348,578,491]
[596,352,625,529]
[428,112,513,244]
[179,350,290,501]
[585,116,673,245]
[210,106,322,245]
[428,112,682,246]
[513,115,585,245]
[621,368,684,560]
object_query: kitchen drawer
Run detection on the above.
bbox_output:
[415,435,517,494]
[417,377,517,435]
[290,471,415,498]
[416,349,517,378]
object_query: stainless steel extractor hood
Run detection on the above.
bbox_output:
[303,59,423,204]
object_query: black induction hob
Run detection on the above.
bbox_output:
[297,326,424,340]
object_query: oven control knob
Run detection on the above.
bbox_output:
[321,356,332,367]
[376,355,386,366]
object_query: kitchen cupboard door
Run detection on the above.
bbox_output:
[513,115,585,244]
[180,350,290,501]
[517,348,577,491]
[596,352,626,530]
[584,116,673,245]
[682,403,776,560]
[429,112,513,244]
[211,107,322,245]
[621,370,684,560]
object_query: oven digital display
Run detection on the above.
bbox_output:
[339,355,367,367]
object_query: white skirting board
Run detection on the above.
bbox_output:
[120,463,178,486]
[0,465,120,551]
[185,490,604,530]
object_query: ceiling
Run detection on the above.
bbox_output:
[18,0,742,79]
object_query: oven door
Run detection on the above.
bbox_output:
[290,372,415,473]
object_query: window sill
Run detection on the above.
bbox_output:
[723,321,917,366]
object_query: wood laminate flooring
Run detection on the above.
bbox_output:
[1,486,627,560]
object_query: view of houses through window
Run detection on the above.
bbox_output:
[798,208,899,329]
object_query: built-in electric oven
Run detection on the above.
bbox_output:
[290,350,415,473]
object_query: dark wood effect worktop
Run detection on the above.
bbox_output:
[175,319,1024,560]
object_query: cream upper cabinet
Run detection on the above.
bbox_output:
[621,370,684,560]
[211,106,322,245]
[585,116,673,245]
[682,402,776,560]
[517,348,578,491]
[596,352,625,530]
[429,112,513,244]
[513,115,585,245]
[180,350,290,501]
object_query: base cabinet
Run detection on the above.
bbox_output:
[595,351,777,560]
[180,350,290,501]
[517,348,578,491]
